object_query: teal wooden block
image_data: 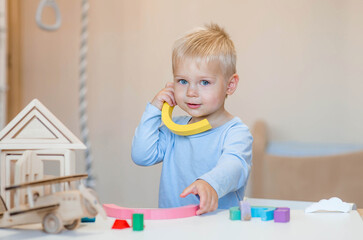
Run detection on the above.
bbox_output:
[229,207,241,220]
[81,217,96,222]
[251,206,267,218]
[261,208,276,221]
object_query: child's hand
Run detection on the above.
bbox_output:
[151,82,176,110]
[180,180,218,215]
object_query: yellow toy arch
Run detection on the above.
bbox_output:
[161,103,212,136]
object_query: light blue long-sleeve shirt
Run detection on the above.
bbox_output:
[131,103,253,209]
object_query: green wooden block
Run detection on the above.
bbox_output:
[229,207,241,220]
[132,213,144,231]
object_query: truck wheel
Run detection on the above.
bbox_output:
[64,218,81,230]
[42,213,63,234]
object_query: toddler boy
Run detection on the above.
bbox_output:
[132,23,253,215]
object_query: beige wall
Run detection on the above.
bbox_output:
[17,0,363,207]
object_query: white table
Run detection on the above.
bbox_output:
[1,198,363,240]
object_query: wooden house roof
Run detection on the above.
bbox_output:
[0,99,86,150]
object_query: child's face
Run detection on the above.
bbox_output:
[173,58,230,121]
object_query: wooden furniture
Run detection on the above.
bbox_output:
[248,121,363,208]
[0,99,86,207]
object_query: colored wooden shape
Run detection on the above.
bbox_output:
[81,217,95,223]
[251,206,276,221]
[161,102,212,136]
[261,208,275,221]
[239,201,251,221]
[251,206,267,218]
[274,207,290,223]
[132,213,144,231]
[229,206,241,220]
[103,204,198,220]
[112,219,130,229]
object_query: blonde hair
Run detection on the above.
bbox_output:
[172,23,236,79]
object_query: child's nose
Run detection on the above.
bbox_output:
[186,85,198,97]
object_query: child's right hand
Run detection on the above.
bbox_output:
[151,82,176,110]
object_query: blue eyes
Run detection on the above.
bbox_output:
[178,79,210,86]
[179,79,188,85]
[201,80,210,86]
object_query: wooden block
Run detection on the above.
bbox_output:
[132,213,144,231]
[251,206,276,221]
[112,219,130,229]
[229,206,241,220]
[251,206,267,218]
[261,208,275,221]
[239,201,251,221]
[81,217,95,223]
[274,207,290,223]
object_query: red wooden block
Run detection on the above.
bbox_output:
[112,219,130,229]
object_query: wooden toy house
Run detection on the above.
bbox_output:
[0,99,86,207]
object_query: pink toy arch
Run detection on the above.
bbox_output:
[103,204,198,220]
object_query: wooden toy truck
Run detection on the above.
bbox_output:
[0,174,105,234]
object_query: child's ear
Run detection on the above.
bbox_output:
[226,74,239,95]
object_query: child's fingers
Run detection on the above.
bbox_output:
[209,194,218,212]
[164,83,176,105]
[152,85,175,109]
[180,184,197,198]
[196,186,218,215]
[181,180,218,215]
[196,190,211,215]
[156,90,174,106]
[197,202,217,215]
[163,90,176,106]
[163,96,175,107]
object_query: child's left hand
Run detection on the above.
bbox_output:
[180,180,218,215]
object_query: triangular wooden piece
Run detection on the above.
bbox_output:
[0,99,86,149]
